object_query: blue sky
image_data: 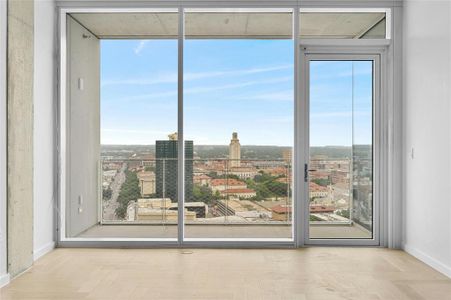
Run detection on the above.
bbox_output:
[101,39,372,146]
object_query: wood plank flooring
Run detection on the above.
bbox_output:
[1,248,450,299]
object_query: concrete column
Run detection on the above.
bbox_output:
[7,0,34,277]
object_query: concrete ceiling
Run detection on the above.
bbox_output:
[300,13,386,39]
[70,13,179,38]
[185,12,292,38]
[70,12,385,39]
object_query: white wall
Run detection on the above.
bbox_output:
[403,0,451,278]
[0,0,9,288]
[67,16,100,237]
[33,0,56,261]
[0,0,56,283]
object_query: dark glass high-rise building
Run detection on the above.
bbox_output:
[155,140,193,202]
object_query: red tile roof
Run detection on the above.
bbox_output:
[211,179,245,186]
[271,205,292,214]
[310,205,335,213]
[309,182,328,192]
[194,174,211,180]
[221,188,256,194]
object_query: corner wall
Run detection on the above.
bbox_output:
[403,0,451,278]
[33,0,56,261]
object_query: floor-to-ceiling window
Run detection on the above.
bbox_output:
[64,11,180,239]
[99,37,179,238]
[60,7,390,245]
[183,9,294,240]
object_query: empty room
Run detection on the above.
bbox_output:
[1,0,451,299]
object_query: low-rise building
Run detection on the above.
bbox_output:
[331,170,350,184]
[137,171,156,197]
[210,178,246,192]
[228,167,258,179]
[216,199,271,220]
[271,204,292,221]
[193,174,212,186]
[220,188,257,199]
[309,182,329,198]
[127,198,196,221]
[169,202,208,218]
[102,169,117,188]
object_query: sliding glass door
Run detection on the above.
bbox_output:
[304,54,379,244]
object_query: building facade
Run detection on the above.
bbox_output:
[137,171,156,197]
[229,132,241,167]
[155,138,193,202]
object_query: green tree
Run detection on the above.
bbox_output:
[312,178,330,187]
[255,184,272,199]
[207,171,218,179]
[192,185,215,204]
[221,174,240,180]
[144,166,155,172]
[115,170,140,219]
[254,173,274,183]
[310,215,322,221]
[102,187,112,200]
[266,181,288,197]
[336,209,350,219]
[115,205,127,219]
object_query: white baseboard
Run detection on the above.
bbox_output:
[404,244,451,279]
[0,273,10,288]
[33,241,55,261]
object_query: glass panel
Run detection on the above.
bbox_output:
[184,10,294,239]
[99,38,179,238]
[300,12,386,39]
[66,13,179,238]
[309,60,373,239]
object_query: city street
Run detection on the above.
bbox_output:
[102,163,127,221]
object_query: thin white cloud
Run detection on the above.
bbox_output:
[185,64,292,81]
[102,64,293,87]
[102,128,170,135]
[134,40,149,55]
[101,90,177,104]
[102,73,177,87]
[109,76,292,102]
[184,76,292,95]
[236,90,294,102]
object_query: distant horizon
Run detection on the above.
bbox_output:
[100,144,371,147]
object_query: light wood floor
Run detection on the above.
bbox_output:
[1,248,451,300]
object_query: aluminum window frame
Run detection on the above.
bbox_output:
[56,4,398,248]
